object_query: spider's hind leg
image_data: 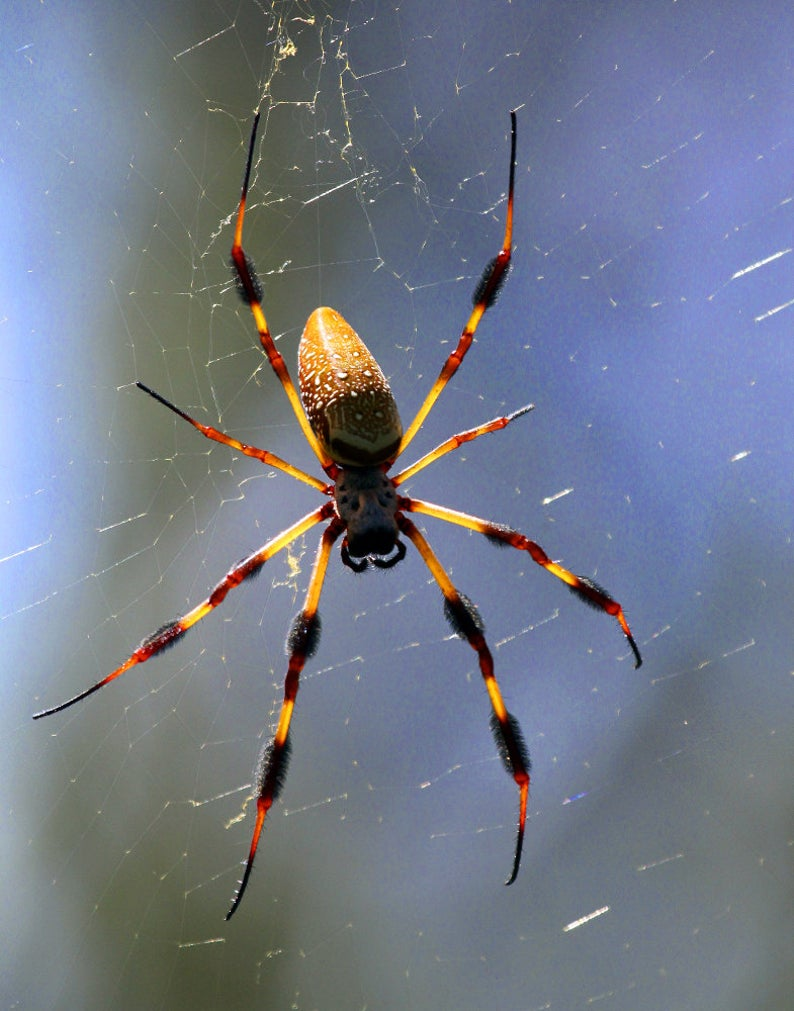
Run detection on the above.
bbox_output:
[397,514,530,885]
[226,516,344,920]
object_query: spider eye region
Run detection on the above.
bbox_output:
[298,307,403,467]
[334,467,399,559]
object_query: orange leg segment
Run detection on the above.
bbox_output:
[137,382,329,492]
[393,403,533,486]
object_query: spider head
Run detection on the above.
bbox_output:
[334,467,401,566]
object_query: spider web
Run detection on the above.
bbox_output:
[4,2,792,1008]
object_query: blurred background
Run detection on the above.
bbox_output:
[3,2,791,1008]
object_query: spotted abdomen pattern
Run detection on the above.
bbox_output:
[298,307,403,467]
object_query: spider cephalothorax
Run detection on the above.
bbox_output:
[334,466,403,569]
[34,110,641,921]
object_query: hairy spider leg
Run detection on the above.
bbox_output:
[396,110,517,458]
[393,403,534,486]
[32,504,333,720]
[397,515,531,885]
[226,516,345,920]
[136,382,328,492]
[230,111,336,476]
[402,498,642,668]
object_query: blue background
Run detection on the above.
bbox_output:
[3,2,791,1008]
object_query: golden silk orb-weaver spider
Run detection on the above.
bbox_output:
[34,111,642,920]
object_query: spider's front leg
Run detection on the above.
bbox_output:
[397,515,531,885]
[226,516,344,920]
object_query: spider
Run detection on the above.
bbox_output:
[34,110,641,920]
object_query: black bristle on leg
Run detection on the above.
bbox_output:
[471,256,511,308]
[254,735,292,800]
[569,575,611,610]
[230,253,264,304]
[443,593,485,640]
[139,621,186,653]
[286,611,321,658]
[489,711,531,776]
[484,522,513,548]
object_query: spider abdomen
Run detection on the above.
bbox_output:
[298,307,403,467]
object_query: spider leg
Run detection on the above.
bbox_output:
[403,498,642,668]
[137,382,329,492]
[230,112,336,476]
[397,514,530,886]
[32,504,334,720]
[226,516,345,920]
[396,111,516,458]
[393,404,533,486]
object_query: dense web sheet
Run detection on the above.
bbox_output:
[4,2,792,1008]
